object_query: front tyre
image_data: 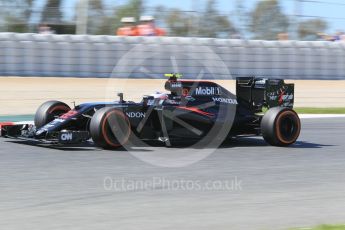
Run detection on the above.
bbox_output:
[34,100,71,128]
[261,107,301,146]
[90,107,131,149]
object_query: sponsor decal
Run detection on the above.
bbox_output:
[165,99,181,105]
[212,97,238,105]
[195,86,221,96]
[267,91,293,102]
[278,89,285,104]
[171,82,182,88]
[280,94,293,102]
[126,112,145,118]
[60,133,73,141]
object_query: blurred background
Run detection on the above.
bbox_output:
[0,0,344,41]
[1,0,345,115]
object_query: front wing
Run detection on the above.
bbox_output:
[0,124,90,145]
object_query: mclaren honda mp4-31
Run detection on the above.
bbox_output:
[1,74,301,149]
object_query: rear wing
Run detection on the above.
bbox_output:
[236,77,294,112]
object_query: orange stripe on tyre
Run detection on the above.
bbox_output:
[275,110,301,145]
[101,110,131,148]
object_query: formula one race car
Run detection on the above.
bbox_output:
[0,74,301,148]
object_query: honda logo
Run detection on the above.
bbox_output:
[126,112,145,118]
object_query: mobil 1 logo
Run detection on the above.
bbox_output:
[195,86,221,96]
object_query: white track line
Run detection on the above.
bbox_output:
[14,121,34,125]
[299,114,345,119]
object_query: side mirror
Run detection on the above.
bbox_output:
[117,93,124,103]
[142,96,149,107]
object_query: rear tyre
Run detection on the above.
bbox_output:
[34,101,70,128]
[90,107,131,149]
[261,107,301,146]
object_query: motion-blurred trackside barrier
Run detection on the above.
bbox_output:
[0,33,344,79]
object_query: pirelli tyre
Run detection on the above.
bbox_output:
[34,101,71,128]
[90,107,131,149]
[261,107,301,146]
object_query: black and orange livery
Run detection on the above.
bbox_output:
[0,75,300,148]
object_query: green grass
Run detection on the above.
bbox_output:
[294,107,345,114]
[291,224,345,230]
[259,107,345,115]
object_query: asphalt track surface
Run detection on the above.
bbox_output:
[1,118,345,230]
